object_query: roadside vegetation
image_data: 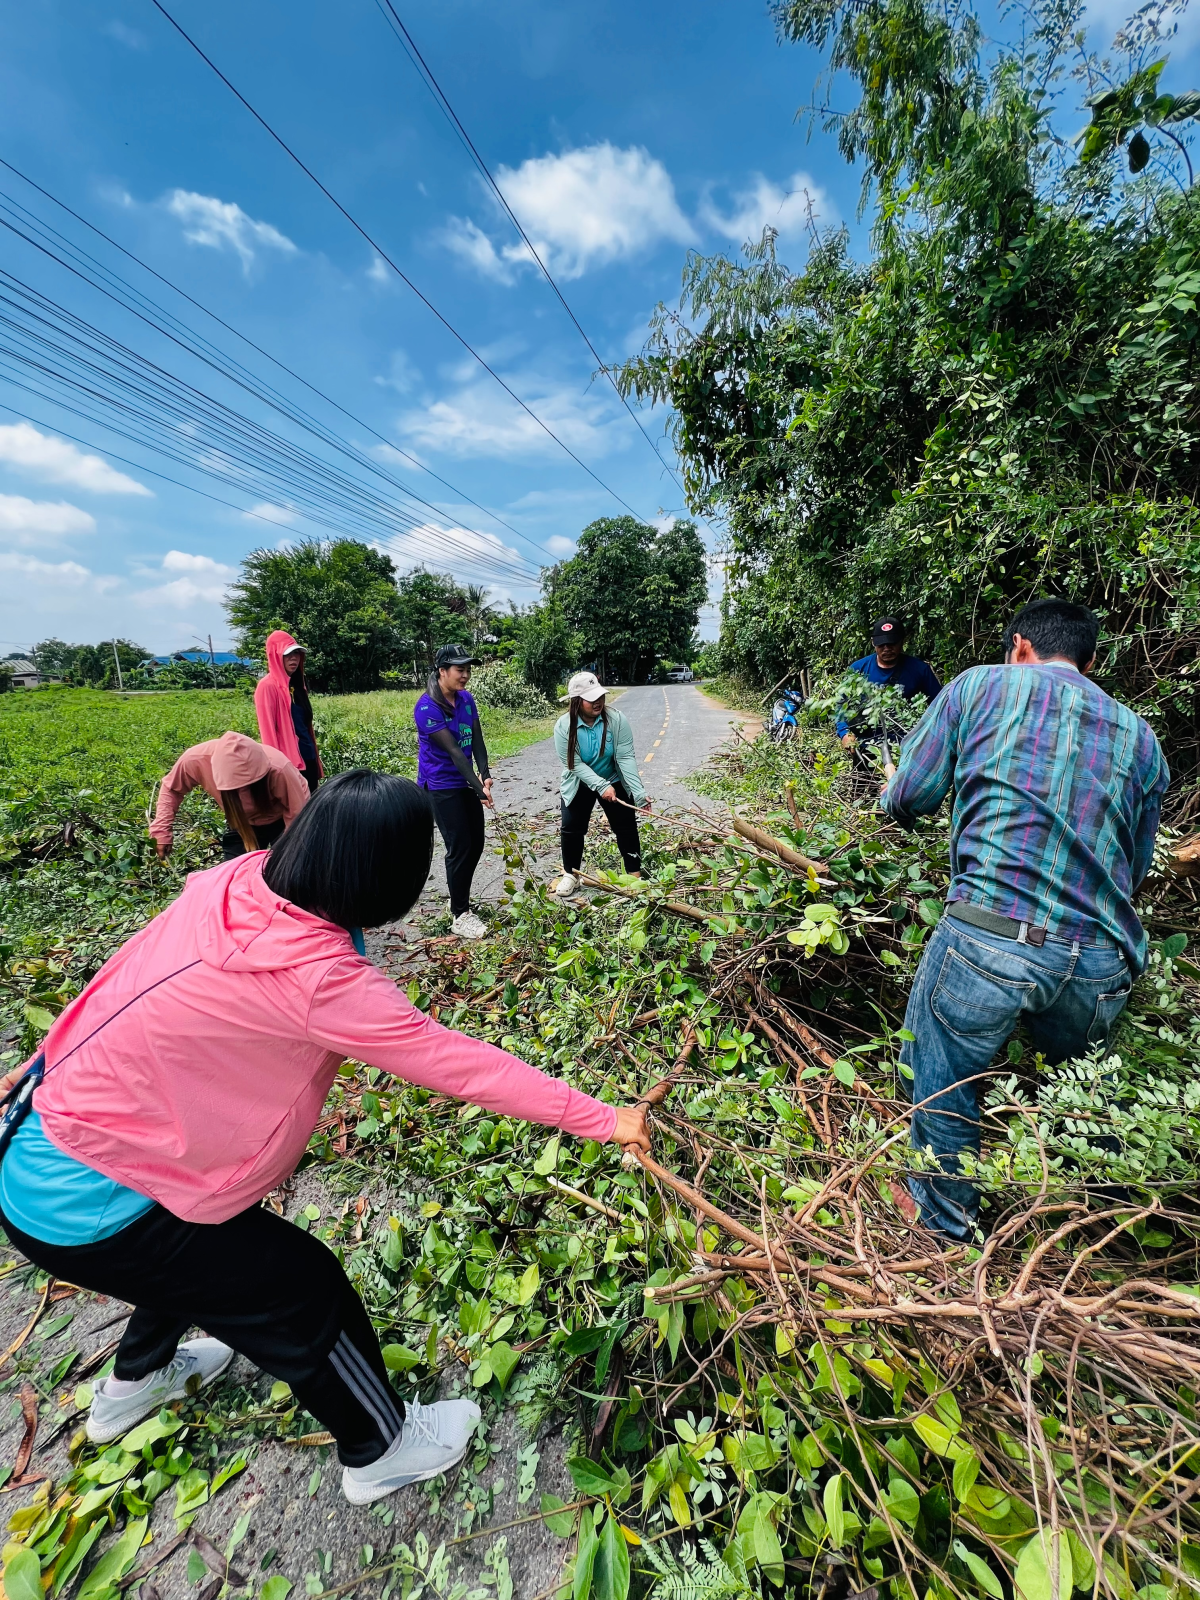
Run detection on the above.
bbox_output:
[1,690,1198,1599]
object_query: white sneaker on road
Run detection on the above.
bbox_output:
[342,1397,481,1504]
[86,1337,234,1443]
[554,873,578,898]
[451,911,487,940]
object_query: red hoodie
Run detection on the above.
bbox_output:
[255,630,321,774]
[33,853,617,1223]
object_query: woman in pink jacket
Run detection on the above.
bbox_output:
[0,771,648,1505]
[254,630,323,792]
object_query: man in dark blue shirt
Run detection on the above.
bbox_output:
[835,617,942,769]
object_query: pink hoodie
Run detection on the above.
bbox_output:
[255,630,320,773]
[33,854,616,1223]
[150,733,310,846]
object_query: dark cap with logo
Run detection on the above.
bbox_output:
[434,644,480,669]
[872,616,906,645]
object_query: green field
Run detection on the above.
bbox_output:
[0,686,555,1056]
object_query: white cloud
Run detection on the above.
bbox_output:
[449,143,694,281]
[0,495,96,543]
[104,19,146,48]
[242,502,297,526]
[441,217,521,283]
[374,351,421,394]
[546,535,576,557]
[700,172,834,244]
[367,255,390,284]
[134,549,237,608]
[0,422,151,496]
[166,191,298,273]
[0,551,114,590]
[398,378,623,460]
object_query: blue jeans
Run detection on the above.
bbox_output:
[902,914,1133,1238]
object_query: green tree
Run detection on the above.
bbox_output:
[227,539,403,693]
[616,0,1200,781]
[516,603,579,695]
[29,639,149,688]
[554,517,708,682]
[394,571,471,669]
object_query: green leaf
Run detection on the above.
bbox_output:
[381,1344,422,1373]
[1128,130,1151,172]
[261,1579,294,1600]
[882,1477,920,1527]
[563,1327,607,1357]
[540,1494,576,1538]
[121,1411,182,1453]
[534,1137,560,1175]
[823,1473,846,1548]
[187,1548,208,1586]
[486,1340,520,1391]
[377,1227,404,1271]
[173,1469,211,1521]
[917,898,943,926]
[913,1412,961,1456]
[5,1546,45,1600]
[953,1541,1004,1598]
[1015,1531,1073,1600]
[211,1454,249,1495]
[574,1509,599,1600]
[77,1517,148,1600]
[1161,932,1188,958]
[832,1059,856,1087]
[749,1507,785,1586]
[567,1457,617,1497]
[592,1511,630,1600]
[952,1447,981,1501]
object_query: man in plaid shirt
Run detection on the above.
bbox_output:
[883,599,1169,1238]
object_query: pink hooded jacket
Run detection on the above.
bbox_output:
[150,733,310,846]
[254,631,320,773]
[33,854,616,1223]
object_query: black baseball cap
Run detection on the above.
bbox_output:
[435,644,479,669]
[872,617,906,645]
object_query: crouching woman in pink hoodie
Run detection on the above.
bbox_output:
[0,771,649,1504]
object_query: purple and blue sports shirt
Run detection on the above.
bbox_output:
[883,663,1168,972]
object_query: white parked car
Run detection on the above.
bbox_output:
[666,665,694,682]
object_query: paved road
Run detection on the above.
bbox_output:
[412,684,742,915]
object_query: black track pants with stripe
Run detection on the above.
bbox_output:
[0,1200,403,1467]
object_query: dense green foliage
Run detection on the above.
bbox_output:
[28,639,150,689]
[616,0,1200,791]
[228,539,407,692]
[550,518,708,683]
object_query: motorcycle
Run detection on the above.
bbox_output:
[767,686,805,743]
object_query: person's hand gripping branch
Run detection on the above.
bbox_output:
[610,1103,652,1157]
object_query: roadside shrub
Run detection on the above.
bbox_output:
[469,661,554,717]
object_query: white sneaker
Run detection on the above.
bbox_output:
[451,911,487,940]
[342,1397,482,1505]
[86,1337,235,1443]
[555,873,578,898]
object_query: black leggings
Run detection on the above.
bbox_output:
[561,782,642,874]
[430,787,486,915]
[220,818,286,862]
[1,1201,402,1468]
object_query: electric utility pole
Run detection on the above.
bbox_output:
[111,639,124,691]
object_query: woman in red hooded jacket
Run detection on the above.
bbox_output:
[255,630,323,793]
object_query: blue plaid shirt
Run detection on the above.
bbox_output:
[883,663,1168,972]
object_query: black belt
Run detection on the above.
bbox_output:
[946,903,1048,947]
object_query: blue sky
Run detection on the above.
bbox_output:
[0,0,1193,655]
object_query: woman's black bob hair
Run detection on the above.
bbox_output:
[263,769,433,930]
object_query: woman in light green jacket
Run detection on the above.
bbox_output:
[553,671,650,897]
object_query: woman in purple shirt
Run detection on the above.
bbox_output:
[414,645,493,940]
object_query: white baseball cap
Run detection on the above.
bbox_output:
[561,670,610,703]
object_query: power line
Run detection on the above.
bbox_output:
[0,268,543,583]
[371,0,686,498]
[0,156,548,557]
[146,0,647,520]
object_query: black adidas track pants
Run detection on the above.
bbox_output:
[0,1200,403,1467]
